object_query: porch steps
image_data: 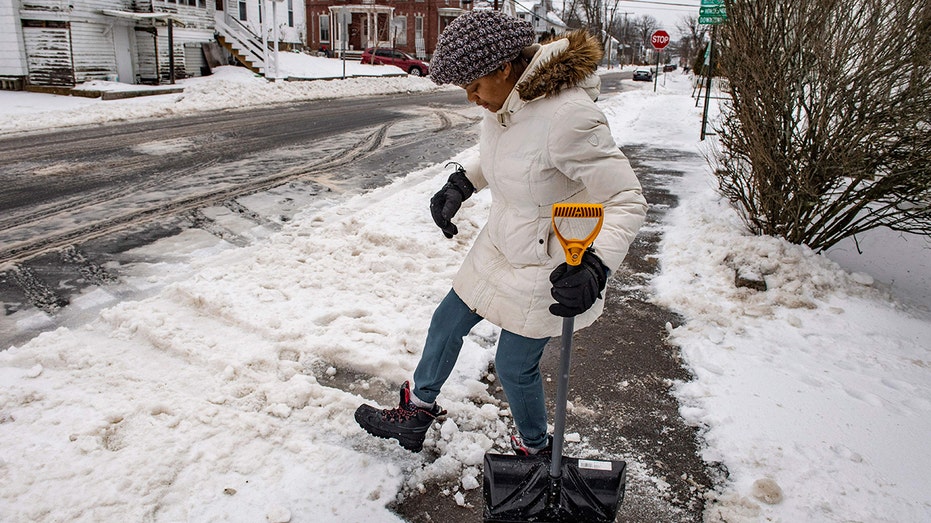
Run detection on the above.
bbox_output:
[214,18,266,76]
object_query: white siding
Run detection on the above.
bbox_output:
[20,0,76,11]
[0,0,28,77]
[238,0,305,47]
[15,0,220,85]
[153,1,215,31]
[21,0,137,18]
[272,0,307,47]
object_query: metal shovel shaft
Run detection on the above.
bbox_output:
[482,310,626,523]
[549,315,574,478]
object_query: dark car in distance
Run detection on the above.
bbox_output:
[632,68,653,81]
[361,48,429,76]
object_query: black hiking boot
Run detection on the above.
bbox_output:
[510,434,553,457]
[354,381,446,453]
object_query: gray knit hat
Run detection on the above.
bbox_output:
[430,10,535,86]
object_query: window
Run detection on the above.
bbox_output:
[287,0,294,27]
[320,14,330,43]
[238,0,247,20]
[392,15,407,46]
[258,0,263,24]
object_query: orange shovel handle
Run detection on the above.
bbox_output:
[551,203,604,266]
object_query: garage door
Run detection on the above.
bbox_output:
[22,21,74,86]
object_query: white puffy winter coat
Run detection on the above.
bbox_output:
[452,31,648,339]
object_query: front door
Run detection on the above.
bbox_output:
[113,25,135,83]
[349,15,362,51]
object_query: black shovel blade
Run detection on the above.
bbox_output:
[482,453,626,522]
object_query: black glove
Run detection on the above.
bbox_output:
[430,163,475,239]
[549,251,609,317]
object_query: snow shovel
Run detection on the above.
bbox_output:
[482,203,626,522]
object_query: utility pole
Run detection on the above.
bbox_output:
[619,12,632,67]
[167,18,175,84]
[603,0,609,67]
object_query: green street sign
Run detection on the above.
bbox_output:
[700,6,726,17]
[699,15,727,25]
[700,0,726,23]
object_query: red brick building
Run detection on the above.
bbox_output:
[304,1,519,59]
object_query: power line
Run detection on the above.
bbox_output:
[619,0,699,8]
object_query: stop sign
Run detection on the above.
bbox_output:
[651,30,670,50]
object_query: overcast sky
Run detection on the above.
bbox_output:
[615,0,701,35]
[541,0,702,37]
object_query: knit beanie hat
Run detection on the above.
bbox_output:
[430,10,535,86]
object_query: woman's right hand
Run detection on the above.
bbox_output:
[430,165,474,238]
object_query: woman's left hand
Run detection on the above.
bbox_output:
[430,166,475,238]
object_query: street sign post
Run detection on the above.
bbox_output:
[339,10,350,79]
[700,24,718,140]
[650,30,669,92]
[697,0,724,138]
[650,30,670,50]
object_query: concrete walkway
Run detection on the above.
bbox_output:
[24,83,184,100]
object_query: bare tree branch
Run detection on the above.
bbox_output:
[713,0,931,251]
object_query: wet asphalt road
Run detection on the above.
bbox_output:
[0,88,479,347]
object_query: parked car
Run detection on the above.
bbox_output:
[361,48,429,76]
[663,64,677,72]
[632,68,653,81]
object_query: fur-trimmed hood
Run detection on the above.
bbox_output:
[496,30,603,126]
[518,30,603,100]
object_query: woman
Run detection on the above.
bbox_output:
[355,10,647,455]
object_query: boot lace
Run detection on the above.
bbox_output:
[382,403,419,422]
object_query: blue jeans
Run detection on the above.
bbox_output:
[412,289,551,448]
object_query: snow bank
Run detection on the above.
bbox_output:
[653,136,931,521]
[0,64,446,135]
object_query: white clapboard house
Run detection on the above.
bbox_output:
[0,0,306,90]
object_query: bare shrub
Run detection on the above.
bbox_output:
[713,0,930,251]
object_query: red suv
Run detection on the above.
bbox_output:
[361,48,429,77]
